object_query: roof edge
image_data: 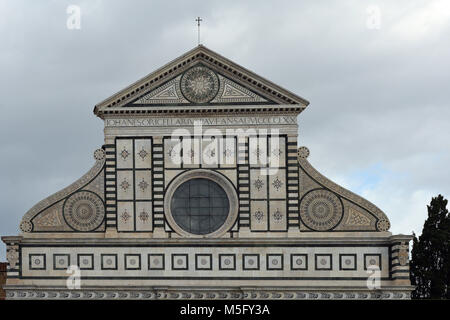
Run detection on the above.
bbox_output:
[94,45,310,116]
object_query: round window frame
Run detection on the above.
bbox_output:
[164,170,238,238]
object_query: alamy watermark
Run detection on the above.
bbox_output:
[168,121,281,175]
[366,265,381,290]
[366,5,381,30]
[66,5,81,30]
[66,265,81,289]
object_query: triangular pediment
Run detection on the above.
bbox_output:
[94,45,309,117]
[131,67,269,106]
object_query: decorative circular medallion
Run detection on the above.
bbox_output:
[299,189,343,231]
[19,220,33,233]
[297,146,310,159]
[63,191,104,231]
[180,66,219,103]
[376,218,390,231]
[93,148,106,161]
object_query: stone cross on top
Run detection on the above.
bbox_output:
[196,17,202,45]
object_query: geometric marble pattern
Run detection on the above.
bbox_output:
[163,136,237,169]
[53,254,70,270]
[135,202,152,231]
[269,200,287,231]
[77,254,94,270]
[116,139,133,169]
[18,248,393,274]
[211,74,268,104]
[195,254,212,270]
[133,75,187,105]
[29,254,46,270]
[266,254,283,270]
[117,202,134,231]
[290,254,308,270]
[315,254,332,271]
[249,136,288,232]
[171,254,188,271]
[219,254,236,270]
[148,254,164,270]
[364,254,382,270]
[250,201,268,231]
[243,254,260,270]
[125,254,141,270]
[116,138,153,232]
[134,139,152,169]
[339,254,357,271]
[101,254,117,270]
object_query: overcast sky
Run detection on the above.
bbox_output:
[1,0,449,260]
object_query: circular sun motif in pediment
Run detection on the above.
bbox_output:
[63,191,104,232]
[180,66,219,103]
[300,189,343,231]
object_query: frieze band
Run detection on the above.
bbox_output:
[105,115,297,128]
[4,288,412,300]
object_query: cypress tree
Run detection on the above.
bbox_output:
[410,194,450,299]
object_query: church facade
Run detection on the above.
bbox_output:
[2,46,413,299]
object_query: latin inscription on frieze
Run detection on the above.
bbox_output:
[105,116,297,127]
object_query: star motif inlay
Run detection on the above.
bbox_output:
[272,177,283,191]
[121,210,131,222]
[138,179,149,191]
[138,148,148,161]
[120,148,130,161]
[120,179,130,191]
[139,211,149,222]
[253,178,264,191]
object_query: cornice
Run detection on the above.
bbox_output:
[13,233,402,245]
[98,104,305,119]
